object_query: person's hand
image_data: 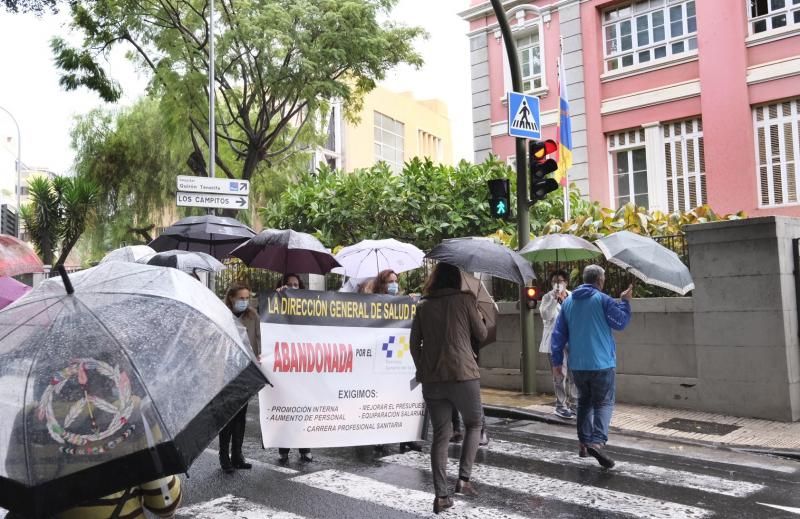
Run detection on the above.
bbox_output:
[277,285,287,292]
[621,284,633,301]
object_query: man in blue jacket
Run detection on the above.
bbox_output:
[552,265,632,469]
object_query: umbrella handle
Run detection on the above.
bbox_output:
[57,265,75,295]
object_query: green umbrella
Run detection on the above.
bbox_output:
[518,234,601,263]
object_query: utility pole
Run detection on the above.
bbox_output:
[489,0,537,394]
[207,0,216,216]
[0,105,21,237]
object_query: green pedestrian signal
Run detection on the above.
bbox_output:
[487,179,512,220]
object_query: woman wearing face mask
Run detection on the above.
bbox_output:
[539,270,578,422]
[275,274,314,463]
[219,283,262,473]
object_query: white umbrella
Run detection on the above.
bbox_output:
[334,238,424,278]
[99,245,156,264]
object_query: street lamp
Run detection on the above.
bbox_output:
[0,105,21,236]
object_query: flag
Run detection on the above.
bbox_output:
[556,56,572,187]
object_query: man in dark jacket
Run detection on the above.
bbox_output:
[552,265,632,469]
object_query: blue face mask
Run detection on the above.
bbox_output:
[387,282,399,295]
[233,300,249,313]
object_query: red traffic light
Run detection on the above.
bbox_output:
[529,139,558,161]
[524,286,538,309]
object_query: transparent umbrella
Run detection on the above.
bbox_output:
[99,245,156,264]
[0,262,269,518]
[137,250,226,273]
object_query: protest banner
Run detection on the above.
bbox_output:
[257,289,425,448]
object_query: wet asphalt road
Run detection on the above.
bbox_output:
[169,402,800,519]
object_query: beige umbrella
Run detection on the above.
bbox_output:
[460,272,498,348]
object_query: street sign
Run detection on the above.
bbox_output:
[176,191,249,210]
[176,175,250,195]
[507,92,541,139]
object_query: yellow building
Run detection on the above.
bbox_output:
[312,86,454,173]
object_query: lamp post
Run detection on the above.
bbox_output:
[0,105,21,236]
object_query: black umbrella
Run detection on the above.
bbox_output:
[595,231,694,295]
[426,237,536,286]
[0,262,269,518]
[149,215,256,259]
[230,229,341,274]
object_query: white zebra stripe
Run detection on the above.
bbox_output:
[382,452,711,519]
[291,469,532,518]
[487,439,764,497]
[177,495,305,518]
[757,503,800,515]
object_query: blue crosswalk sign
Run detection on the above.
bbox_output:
[507,92,541,139]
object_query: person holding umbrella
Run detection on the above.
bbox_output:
[551,265,632,469]
[219,282,262,473]
[409,263,487,514]
[275,274,313,464]
[539,269,577,421]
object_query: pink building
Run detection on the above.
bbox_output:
[460,0,800,216]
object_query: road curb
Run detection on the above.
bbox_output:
[483,404,800,461]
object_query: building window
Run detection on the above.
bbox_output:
[749,0,800,34]
[602,0,697,73]
[325,106,337,153]
[517,30,543,92]
[608,129,649,208]
[754,99,800,207]
[663,119,705,212]
[417,130,442,161]
[374,111,405,173]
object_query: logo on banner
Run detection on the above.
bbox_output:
[375,334,413,372]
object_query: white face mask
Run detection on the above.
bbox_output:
[233,300,249,313]
[387,282,399,295]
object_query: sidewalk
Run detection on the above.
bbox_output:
[480,388,800,455]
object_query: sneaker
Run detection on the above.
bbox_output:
[554,407,575,419]
[587,443,615,469]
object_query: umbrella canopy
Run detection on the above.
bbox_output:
[595,231,694,295]
[426,237,535,286]
[0,262,268,518]
[149,215,255,259]
[137,250,226,273]
[518,234,601,263]
[333,239,424,278]
[0,234,43,277]
[99,245,156,264]
[230,229,340,274]
[460,272,498,347]
[0,276,31,310]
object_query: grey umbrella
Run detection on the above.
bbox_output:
[426,237,535,285]
[149,215,256,259]
[230,229,341,274]
[99,245,156,264]
[595,231,694,295]
[518,234,601,263]
[137,250,226,273]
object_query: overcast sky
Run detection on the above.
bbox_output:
[0,0,472,177]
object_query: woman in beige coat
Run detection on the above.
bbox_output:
[409,262,487,514]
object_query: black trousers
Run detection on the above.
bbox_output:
[219,404,248,459]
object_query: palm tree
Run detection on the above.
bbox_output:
[19,175,98,267]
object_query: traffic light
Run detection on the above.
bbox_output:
[524,286,538,309]
[487,178,511,220]
[529,139,559,202]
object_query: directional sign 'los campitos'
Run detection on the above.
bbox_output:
[176,192,249,210]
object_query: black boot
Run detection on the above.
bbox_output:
[232,449,252,469]
[219,447,235,473]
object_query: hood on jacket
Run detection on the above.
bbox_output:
[571,284,600,299]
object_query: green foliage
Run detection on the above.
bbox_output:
[19,174,99,267]
[261,157,516,250]
[52,0,424,194]
[540,201,746,240]
[2,0,58,13]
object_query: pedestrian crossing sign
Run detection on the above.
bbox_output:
[507,92,541,139]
